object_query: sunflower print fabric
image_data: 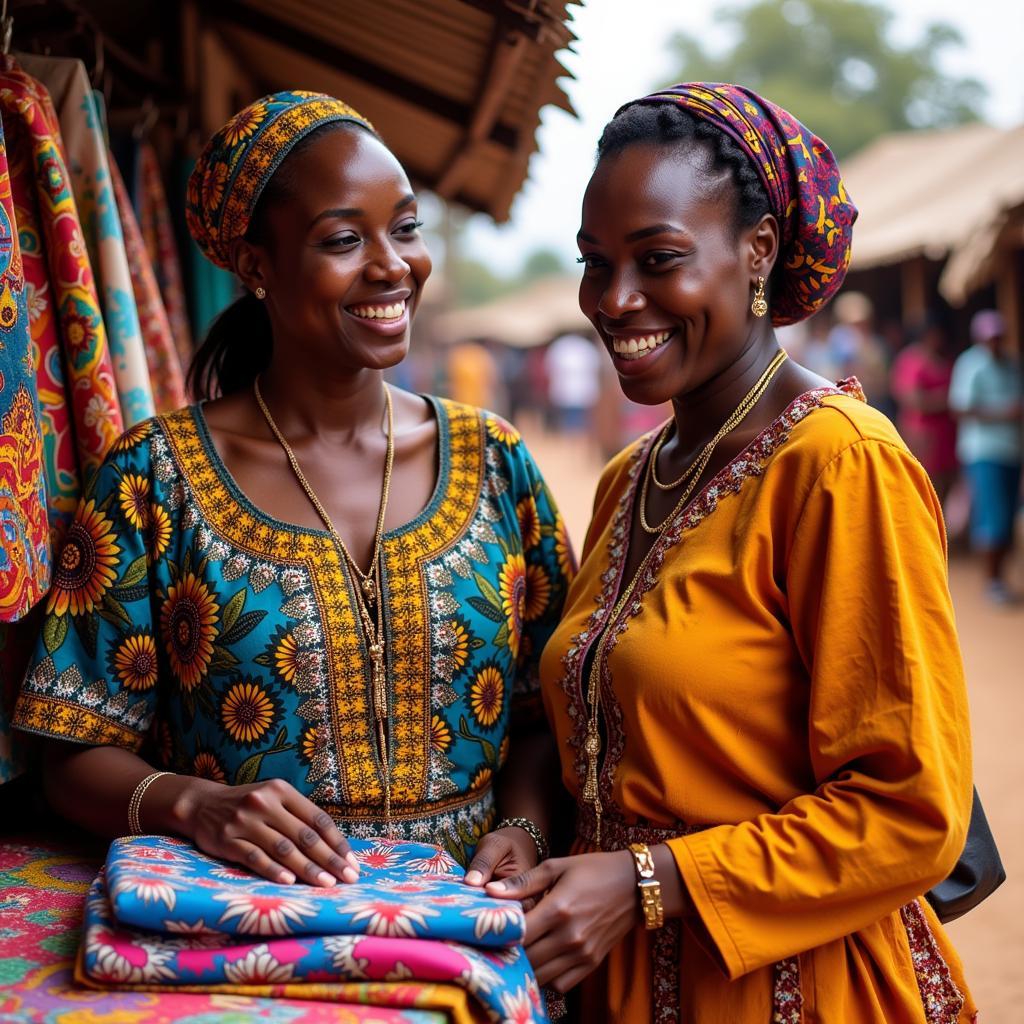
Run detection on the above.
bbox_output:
[14,398,572,864]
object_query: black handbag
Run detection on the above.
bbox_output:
[924,786,1005,924]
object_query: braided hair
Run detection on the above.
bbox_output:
[596,102,772,235]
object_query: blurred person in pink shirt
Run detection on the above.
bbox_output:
[890,314,958,505]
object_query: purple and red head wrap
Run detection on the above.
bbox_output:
[627,83,857,326]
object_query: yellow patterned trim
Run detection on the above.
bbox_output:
[160,400,483,810]
[383,399,485,803]
[219,99,370,266]
[14,692,143,750]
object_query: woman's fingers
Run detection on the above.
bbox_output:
[465,833,509,886]
[245,820,340,887]
[221,836,297,885]
[282,789,360,883]
[485,858,559,900]
[547,961,595,995]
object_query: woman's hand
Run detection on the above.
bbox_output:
[464,825,539,887]
[485,851,639,992]
[174,776,360,886]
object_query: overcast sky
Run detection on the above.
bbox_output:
[460,0,1024,275]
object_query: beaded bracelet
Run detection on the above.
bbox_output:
[494,816,549,862]
[127,771,173,835]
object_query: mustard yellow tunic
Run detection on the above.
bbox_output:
[540,382,976,1023]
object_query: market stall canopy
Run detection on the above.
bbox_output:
[842,121,1024,304]
[434,274,591,346]
[199,0,579,222]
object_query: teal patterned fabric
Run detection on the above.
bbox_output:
[13,398,573,864]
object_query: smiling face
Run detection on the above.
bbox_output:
[578,141,776,406]
[233,126,432,376]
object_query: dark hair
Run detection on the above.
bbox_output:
[188,119,377,400]
[596,102,772,234]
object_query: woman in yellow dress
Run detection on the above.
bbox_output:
[484,85,977,1022]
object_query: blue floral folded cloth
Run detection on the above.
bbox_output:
[80,834,550,1023]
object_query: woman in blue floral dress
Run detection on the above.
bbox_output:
[13,92,572,889]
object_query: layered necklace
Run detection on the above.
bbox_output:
[582,349,788,847]
[254,378,395,827]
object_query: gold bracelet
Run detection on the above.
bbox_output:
[127,771,173,835]
[629,842,665,930]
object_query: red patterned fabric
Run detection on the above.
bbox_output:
[0,116,49,623]
[633,83,858,326]
[0,57,124,509]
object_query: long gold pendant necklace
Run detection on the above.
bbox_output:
[254,378,395,829]
[582,350,788,847]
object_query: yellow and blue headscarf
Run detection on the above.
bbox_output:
[631,83,857,325]
[186,90,375,270]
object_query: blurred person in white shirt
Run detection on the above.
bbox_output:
[545,331,602,432]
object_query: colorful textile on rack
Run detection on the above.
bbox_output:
[19,53,156,425]
[77,834,546,1023]
[0,56,124,523]
[186,90,374,269]
[110,149,187,413]
[136,140,194,371]
[631,82,858,326]
[0,117,49,623]
[0,832,449,1022]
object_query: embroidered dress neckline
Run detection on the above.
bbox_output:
[618,378,864,591]
[557,379,864,833]
[190,394,450,542]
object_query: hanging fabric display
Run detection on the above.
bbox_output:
[0,118,49,624]
[0,56,126,787]
[109,154,186,413]
[0,57,124,513]
[134,141,193,372]
[18,53,155,426]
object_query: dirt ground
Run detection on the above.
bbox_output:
[522,421,1022,1020]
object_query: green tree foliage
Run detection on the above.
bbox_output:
[665,0,987,157]
[451,247,569,307]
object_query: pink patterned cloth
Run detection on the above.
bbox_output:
[109,152,187,413]
[135,141,194,372]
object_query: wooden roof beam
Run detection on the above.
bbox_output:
[434,20,527,200]
[209,0,520,151]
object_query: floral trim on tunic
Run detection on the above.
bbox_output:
[901,900,965,1024]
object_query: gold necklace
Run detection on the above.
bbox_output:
[583,348,787,847]
[638,350,787,535]
[253,378,395,827]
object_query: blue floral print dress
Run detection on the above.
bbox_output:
[14,398,573,863]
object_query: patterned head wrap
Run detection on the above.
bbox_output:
[186,90,375,270]
[628,83,857,325]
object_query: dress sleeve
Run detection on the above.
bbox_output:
[510,443,576,729]
[13,432,160,751]
[668,438,972,979]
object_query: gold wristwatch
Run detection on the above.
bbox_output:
[628,842,665,930]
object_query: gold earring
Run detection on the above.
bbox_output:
[750,277,767,318]
[255,286,266,300]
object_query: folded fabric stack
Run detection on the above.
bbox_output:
[77,835,550,1024]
